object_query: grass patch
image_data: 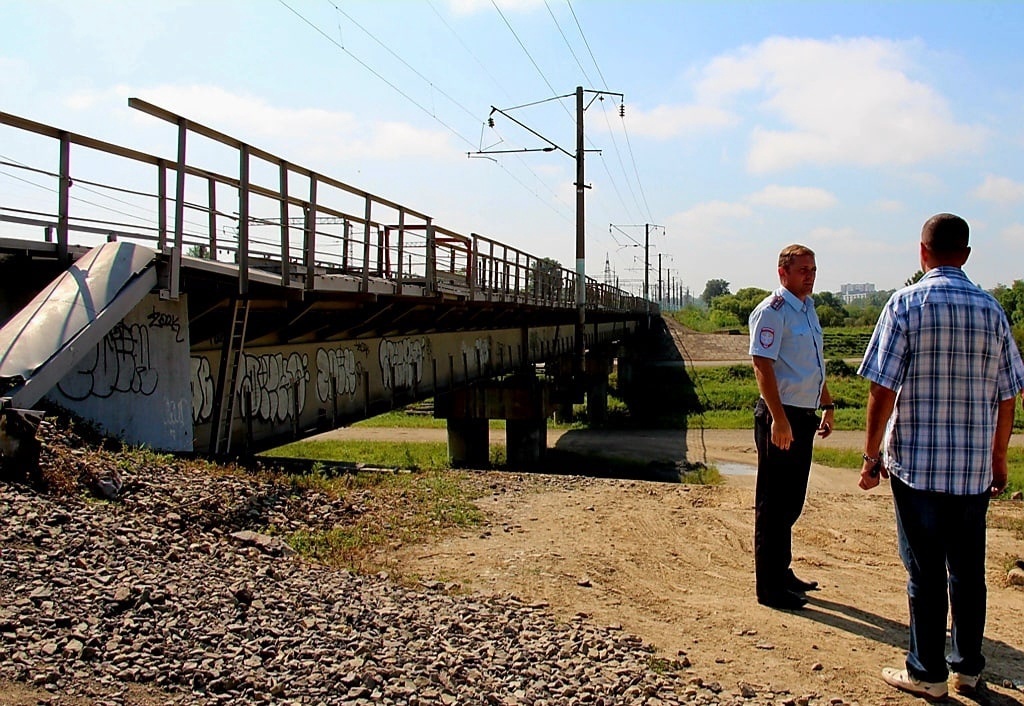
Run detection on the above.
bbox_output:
[683,363,871,425]
[268,439,448,469]
[684,363,1023,434]
[266,437,714,485]
[647,656,691,674]
[690,407,865,431]
[998,449,1023,498]
[810,446,1024,498]
[352,406,584,430]
[812,447,862,470]
[276,467,486,573]
[353,411,448,429]
[266,439,512,470]
[679,463,723,485]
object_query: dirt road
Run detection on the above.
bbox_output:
[320,424,1024,704]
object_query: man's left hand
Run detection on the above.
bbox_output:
[991,460,1008,497]
[817,410,834,438]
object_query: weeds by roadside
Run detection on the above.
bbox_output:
[274,467,486,574]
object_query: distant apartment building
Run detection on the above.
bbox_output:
[840,282,876,304]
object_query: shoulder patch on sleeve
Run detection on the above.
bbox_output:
[769,295,785,310]
[758,327,776,349]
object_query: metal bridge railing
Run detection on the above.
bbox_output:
[0,102,650,315]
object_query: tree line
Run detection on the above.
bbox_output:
[689,278,1024,351]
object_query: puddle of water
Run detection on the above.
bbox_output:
[715,461,756,476]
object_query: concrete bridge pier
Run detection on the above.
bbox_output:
[584,355,613,425]
[505,418,548,467]
[549,353,613,425]
[446,418,490,467]
[436,374,553,469]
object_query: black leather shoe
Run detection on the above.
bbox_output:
[757,590,808,610]
[788,575,819,593]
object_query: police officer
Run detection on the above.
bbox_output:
[748,244,834,610]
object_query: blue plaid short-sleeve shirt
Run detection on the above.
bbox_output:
[858,267,1024,494]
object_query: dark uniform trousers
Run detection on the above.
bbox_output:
[753,398,819,599]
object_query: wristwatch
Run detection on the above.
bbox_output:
[863,453,883,478]
[820,403,835,411]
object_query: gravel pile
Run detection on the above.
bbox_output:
[0,417,821,705]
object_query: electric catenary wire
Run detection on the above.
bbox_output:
[278,0,475,151]
[279,0,571,223]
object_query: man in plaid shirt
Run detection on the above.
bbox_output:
[858,213,1024,701]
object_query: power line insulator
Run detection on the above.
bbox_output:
[619,102,625,118]
[487,117,494,128]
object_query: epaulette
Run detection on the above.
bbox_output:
[769,295,785,311]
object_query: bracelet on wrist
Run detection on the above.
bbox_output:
[819,403,835,411]
[862,453,881,465]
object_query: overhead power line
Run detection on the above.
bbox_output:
[566,0,608,90]
[278,0,474,150]
[544,0,594,87]
[490,0,575,123]
[277,0,574,223]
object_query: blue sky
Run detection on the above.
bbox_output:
[2,0,1023,297]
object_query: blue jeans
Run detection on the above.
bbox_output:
[890,476,990,682]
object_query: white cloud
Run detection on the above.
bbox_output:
[55,0,190,71]
[622,104,738,139]
[872,199,904,213]
[1000,223,1024,245]
[973,175,1024,205]
[904,171,944,192]
[666,200,753,241]
[748,185,836,210]
[808,225,857,241]
[690,37,986,173]
[808,225,892,253]
[67,84,456,163]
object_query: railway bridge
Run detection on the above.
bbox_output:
[0,101,658,464]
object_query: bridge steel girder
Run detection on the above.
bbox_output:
[189,319,635,455]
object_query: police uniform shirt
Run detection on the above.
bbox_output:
[748,286,825,409]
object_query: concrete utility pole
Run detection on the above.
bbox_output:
[658,253,662,305]
[610,222,663,318]
[478,86,623,386]
[574,86,586,374]
[644,223,650,304]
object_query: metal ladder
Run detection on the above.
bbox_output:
[209,297,249,455]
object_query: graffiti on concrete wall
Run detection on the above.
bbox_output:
[145,306,185,343]
[461,336,492,372]
[235,352,310,423]
[58,321,159,401]
[191,344,370,426]
[379,336,429,390]
[190,356,215,424]
[315,343,366,402]
[47,293,192,453]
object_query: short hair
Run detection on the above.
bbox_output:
[778,244,815,269]
[922,213,969,254]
